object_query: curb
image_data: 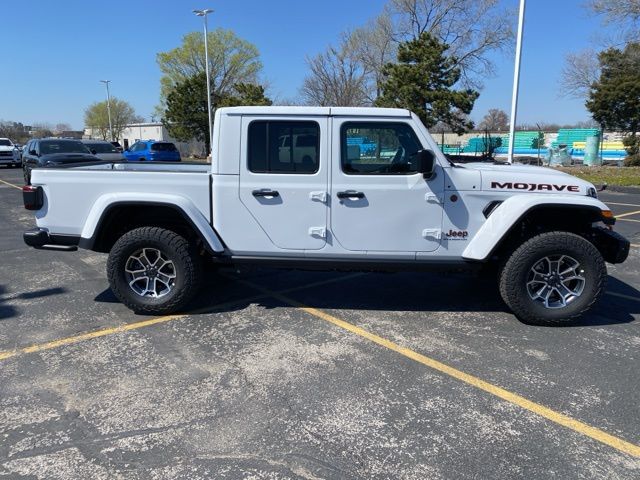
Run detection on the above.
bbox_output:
[599,185,640,194]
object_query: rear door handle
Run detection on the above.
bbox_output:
[337,190,365,199]
[252,189,280,198]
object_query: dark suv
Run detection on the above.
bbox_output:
[22,138,98,184]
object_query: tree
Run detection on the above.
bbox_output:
[586,43,640,163]
[560,50,601,99]
[347,15,397,102]
[301,0,512,107]
[386,0,514,89]
[478,109,509,132]
[31,122,53,139]
[84,98,142,141]
[561,0,640,99]
[376,33,479,134]
[163,72,271,152]
[156,29,262,113]
[587,0,640,43]
[301,36,370,106]
[54,123,72,134]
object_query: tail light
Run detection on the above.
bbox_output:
[23,185,43,210]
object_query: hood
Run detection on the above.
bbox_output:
[93,152,125,161]
[0,145,16,152]
[42,153,99,164]
[460,162,595,195]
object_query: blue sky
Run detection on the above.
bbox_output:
[0,0,607,129]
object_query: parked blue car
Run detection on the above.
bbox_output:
[123,140,181,162]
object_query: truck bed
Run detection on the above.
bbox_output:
[31,162,212,237]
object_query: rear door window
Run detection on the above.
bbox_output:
[151,143,177,152]
[248,121,319,174]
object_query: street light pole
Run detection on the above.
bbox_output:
[100,80,113,141]
[193,8,214,158]
[507,0,526,165]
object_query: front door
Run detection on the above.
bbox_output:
[330,119,444,252]
[239,116,329,250]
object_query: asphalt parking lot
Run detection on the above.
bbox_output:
[0,166,639,479]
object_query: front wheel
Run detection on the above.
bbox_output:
[107,227,202,315]
[499,232,606,326]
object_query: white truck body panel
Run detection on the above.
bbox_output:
[31,166,221,250]
[462,194,609,261]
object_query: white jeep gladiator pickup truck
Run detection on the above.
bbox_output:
[22,107,629,325]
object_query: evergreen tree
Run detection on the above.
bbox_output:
[586,42,640,164]
[376,32,479,134]
[163,73,271,151]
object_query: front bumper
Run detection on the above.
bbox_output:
[0,157,19,165]
[591,226,630,264]
[23,228,79,251]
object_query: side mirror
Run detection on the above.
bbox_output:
[414,150,436,178]
[29,149,37,156]
[91,149,97,155]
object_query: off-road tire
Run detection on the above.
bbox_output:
[499,232,606,326]
[107,227,202,315]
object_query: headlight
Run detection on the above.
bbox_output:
[587,187,598,199]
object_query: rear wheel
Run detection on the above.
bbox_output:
[107,227,202,314]
[499,232,606,325]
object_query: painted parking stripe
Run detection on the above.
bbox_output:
[0,273,363,362]
[615,209,640,219]
[605,202,640,208]
[617,218,640,223]
[0,178,21,190]
[236,279,640,458]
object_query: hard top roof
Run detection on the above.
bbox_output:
[218,106,412,117]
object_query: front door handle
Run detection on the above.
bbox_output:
[252,189,280,198]
[337,190,365,199]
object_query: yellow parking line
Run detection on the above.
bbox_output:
[615,209,640,219]
[0,314,186,361]
[617,218,640,223]
[238,279,640,458]
[0,178,21,190]
[0,273,363,362]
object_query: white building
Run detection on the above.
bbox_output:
[84,122,206,158]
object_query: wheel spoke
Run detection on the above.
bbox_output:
[543,287,554,308]
[561,274,584,283]
[156,272,174,286]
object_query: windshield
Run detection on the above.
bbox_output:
[0,139,13,146]
[86,142,118,153]
[40,141,90,155]
[151,142,177,152]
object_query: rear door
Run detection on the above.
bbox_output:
[239,116,329,250]
[330,118,445,253]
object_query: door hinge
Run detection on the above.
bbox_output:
[309,227,327,239]
[422,229,441,240]
[309,191,328,203]
[425,194,442,204]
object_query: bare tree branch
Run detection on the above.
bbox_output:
[300,38,370,106]
[560,49,601,99]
